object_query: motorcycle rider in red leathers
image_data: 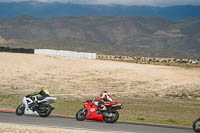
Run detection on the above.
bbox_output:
[93,91,113,112]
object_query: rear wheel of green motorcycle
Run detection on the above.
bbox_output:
[38,104,52,117]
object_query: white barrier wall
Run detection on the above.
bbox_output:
[34,49,96,59]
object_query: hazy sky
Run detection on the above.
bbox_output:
[0,0,200,6]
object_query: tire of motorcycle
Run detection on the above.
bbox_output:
[38,104,52,117]
[103,110,119,123]
[16,103,25,115]
[193,118,200,132]
[76,108,87,121]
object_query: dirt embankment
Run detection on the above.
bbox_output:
[0,52,200,99]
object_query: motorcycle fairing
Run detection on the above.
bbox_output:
[84,102,103,121]
[23,96,56,116]
[23,96,39,115]
[38,97,57,104]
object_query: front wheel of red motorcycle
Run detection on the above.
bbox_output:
[103,110,119,123]
[76,108,87,121]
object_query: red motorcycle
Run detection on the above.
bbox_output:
[76,99,122,123]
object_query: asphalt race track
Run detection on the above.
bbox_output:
[0,111,194,133]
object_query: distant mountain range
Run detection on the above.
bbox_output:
[0,15,200,59]
[0,2,200,20]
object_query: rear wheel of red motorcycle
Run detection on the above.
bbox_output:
[103,110,119,123]
[76,108,87,121]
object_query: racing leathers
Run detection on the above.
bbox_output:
[93,93,113,112]
[26,88,50,102]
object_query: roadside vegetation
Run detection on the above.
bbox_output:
[119,60,200,68]
[97,56,200,68]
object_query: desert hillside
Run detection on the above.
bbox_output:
[0,16,200,58]
[0,52,200,99]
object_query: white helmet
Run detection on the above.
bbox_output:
[100,91,108,99]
